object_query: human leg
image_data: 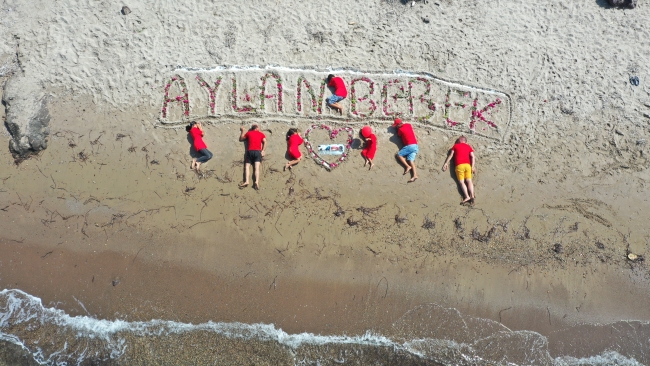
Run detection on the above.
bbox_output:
[396,153,411,174]
[239,162,251,187]
[327,95,344,115]
[458,180,471,202]
[463,167,474,200]
[285,157,301,170]
[399,145,418,177]
[240,152,251,187]
[407,160,418,182]
[454,164,471,202]
[332,102,344,115]
[466,179,475,199]
[253,161,261,189]
[196,149,213,164]
[285,151,301,170]
[194,149,211,171]
[361,150,369,166]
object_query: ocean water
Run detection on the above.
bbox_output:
[0,289,646,365]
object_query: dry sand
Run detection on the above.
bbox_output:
[1,0,650,362]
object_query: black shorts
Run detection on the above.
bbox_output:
[245,150,263,164]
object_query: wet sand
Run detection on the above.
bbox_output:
[1,99,650,362]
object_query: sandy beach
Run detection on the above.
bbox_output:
[1,0,650,364]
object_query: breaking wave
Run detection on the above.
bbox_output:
[0,289,645,365]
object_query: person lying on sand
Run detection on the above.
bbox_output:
[239,123,266,190]
[186,121,212,171]
[326,74,347,115]
[442,135,476,204]
[360,125,377,169]
[285,128,303,171]
[392,118,418,182]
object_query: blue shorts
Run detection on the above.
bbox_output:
[398,144,419,161]
[327,95,345,104]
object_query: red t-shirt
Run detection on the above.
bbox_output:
[244,130,266,151]
[397,124,417,146]
[287,134,303,159]
[451,143,474,166]
[190,127,207,151]
[361,134,377,160]
[328,77,348,98]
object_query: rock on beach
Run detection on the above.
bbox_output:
[607,0,637,8]
[2,76,50,158]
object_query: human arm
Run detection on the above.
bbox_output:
[197,122,204,136]
[442,150,455,171]
[261,137,267,157]
[239,126,247,141]
[470,152,476,174]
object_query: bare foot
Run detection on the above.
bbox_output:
[408,176,418,183]
[283,164,288,171]
[191,159,197,170]
[195,162,201,171]
[403,167,412,175]
[369,162,374,170]
[363,160,368,167]
[253,182,259,190]
[461,197,472,204]
[239,182,249,188]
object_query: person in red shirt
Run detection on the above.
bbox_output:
[442,135,476,204]
[392,118,419,182]
[239,123,267,190]
[360,125,377,169]
[284,128,304,171]
[186,122,212,171]
[326,74,347,115]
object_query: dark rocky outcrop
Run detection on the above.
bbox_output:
[3,75,50,160]
[607,0,637,8]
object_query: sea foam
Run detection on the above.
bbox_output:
[0,289,645,366]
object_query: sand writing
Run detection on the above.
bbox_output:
[161,76,189,118]
[303,124,354,171]
[159,67,511,141]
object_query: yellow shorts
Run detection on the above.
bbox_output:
[455,163,472,181]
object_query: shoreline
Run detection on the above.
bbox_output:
[1,0,650,363]
[0,224,650,338]
[1,236,649,361]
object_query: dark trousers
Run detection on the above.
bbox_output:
[196,148,213,163]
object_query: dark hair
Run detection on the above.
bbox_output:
[185,121,196,132]
[286,128,298,140]
[327,74,334,83]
